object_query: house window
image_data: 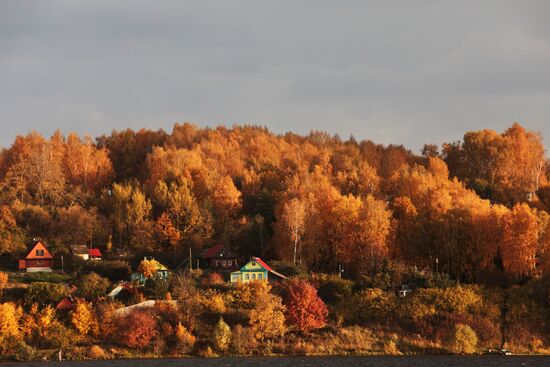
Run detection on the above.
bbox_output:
[252,274,256,279]
[222,260,226,266]
[228,260,232,266]
[36,249,44,256]
[216,260,220,266]
[245,274,249,280]
[258,273,262,279]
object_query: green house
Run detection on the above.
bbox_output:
[131,257,170,284]
[230,257,287,284]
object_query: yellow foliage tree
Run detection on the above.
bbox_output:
[233,280,271,309]
[0,302,22,342]
[449,323,478,354]
[0,271,8,299]
[71,300,99,336]
[175,323,196,354]
[249,293,286,341]
[138,259,157,279]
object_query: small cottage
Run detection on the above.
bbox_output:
[201,244,239,271]
[107,282,138,303]
[18,241,54,272]
[131,257,170,284]
[230,257,287,284]
[70,245,103,261]
[88,248,102,260]
[70,245,89,260]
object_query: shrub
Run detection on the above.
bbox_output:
[341,288,396,325]
[115,310,158,350]
[449,323,478,354]
[44,320,75,349]
[96,302,119,339]
[232,280,271,309]
[143,275,170,300]
[201,290,226,314]
[175,323,196,354]
[231,324,255,355]
[80,260,131,281]
[398,286,482,323]
[88,345,107,359]
[207,272,225,286]
[77,272,110,300]
[383,340,400,355]
[315,275,354,304]
[11,338,36,362]
[282,279,328,332]
[24,282,68,305]
[212,317,231,351]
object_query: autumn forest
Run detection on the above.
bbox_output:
[1,122,549,280]
[0,122,550,359]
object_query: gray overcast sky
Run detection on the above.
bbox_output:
[1,1,550,152]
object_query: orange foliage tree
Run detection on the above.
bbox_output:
[115,310,158,350]
[500,204,540,277]
[282,279,328,332]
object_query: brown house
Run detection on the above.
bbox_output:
[18,241,54,272]
[200,244,239,271]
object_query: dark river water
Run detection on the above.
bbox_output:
[2,356,550,367]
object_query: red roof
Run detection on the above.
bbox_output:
[202,244,224,258]
[56,298,74,311]
[88,248,102,257]
[252,257,272,271]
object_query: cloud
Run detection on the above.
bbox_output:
[1,1,549,152]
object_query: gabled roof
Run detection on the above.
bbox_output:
[107,282,136,298]
[70,245,88,255]
[201,244,237,259]
[56,297,74,311]
[25,241,53,260]
[150,258,168,271]
[239,257,288,280]
[252,257,272,271]
[88,248,102,257]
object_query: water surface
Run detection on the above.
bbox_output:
[2,356,550,367]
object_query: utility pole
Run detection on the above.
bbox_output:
[189,248,192,271]
[61,255,64,274]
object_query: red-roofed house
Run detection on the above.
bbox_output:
[230,257,287,284]
[88,248,102,260]
[200,244,238,271]
[56,297,74,312]
[18,241,54,272]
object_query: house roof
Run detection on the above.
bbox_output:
[252,257,272,271]
[89,248,102,257]
[56,298,74,311]
[149,258,168,271]
[25,241,53,260]
[107,282,136,298]
[70,245,88,255]
[201,244,237,258]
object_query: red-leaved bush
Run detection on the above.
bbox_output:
[115,310,158,350]
[282,279,328,332]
